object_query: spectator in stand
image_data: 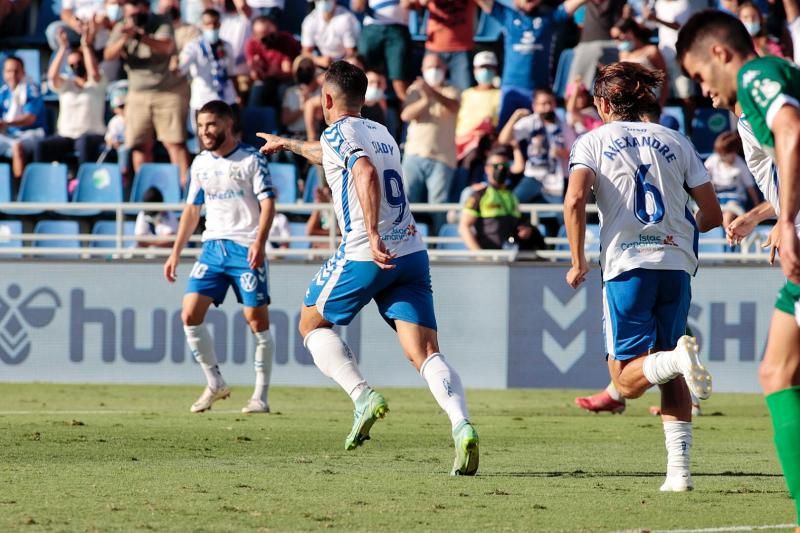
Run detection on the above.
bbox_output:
[104,89,129,180]
[46,0,112,53]
[564,78,602,136]
[301,1,361,69]
[160,0,200,71]
[105,0,191,187]
[499,88,568,234]
[401,53,460,233]
[246,0,283,18]
[305,184,340,248]
[455,51,501,163]
[282,55,321,139]
[363,69,389,126]
[418,0,476,91]
[613,18,669,106]
[245,14,301,107]
[179,9,238,130]
[739,1,787,57]
[213,0,254,99]
[134,186,178,248]
[476,0,589,128]
[567,0,625,87]
[705,131,762,230]
[34,26,106,167]
[351,0,417,100]
[0,56,45,179]
[459,146,544,251]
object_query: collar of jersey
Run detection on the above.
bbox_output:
[209,142,243,159]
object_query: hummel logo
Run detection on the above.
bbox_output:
[0,284,61,365]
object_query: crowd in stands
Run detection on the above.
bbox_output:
[1,0,797,253]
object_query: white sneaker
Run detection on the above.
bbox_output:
[660,473,694,492]
[675,336,712,400]
[241,398,270,414]
[190,385,231,413]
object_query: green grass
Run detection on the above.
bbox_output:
[0,384,795,532]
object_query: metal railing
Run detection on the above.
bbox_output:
[0,201,773,263]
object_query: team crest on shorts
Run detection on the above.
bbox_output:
[239,272,257,292]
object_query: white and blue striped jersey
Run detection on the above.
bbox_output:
[321,116,425,261]
[186,143,274,247]
[569,121,710,281]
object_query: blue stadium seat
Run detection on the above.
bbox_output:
[408,9,429,42]
[437,223,466,250]
[7,162,68,215]
[416,222,429,238]
[661,106,686,135]
[304,165,319,203]
[0,163,10,203]
[64,163,124,216]
[33,220,81,257]
[270,162,298,203]
[279,0,310,35]
[288,221,309,249]
[474,9,503,43]
[553,48,574,98]
[692,108,732,158]
[241,107,278,149]
[91,221,136,248]
[130,163,181,203]
[0,220,23,257]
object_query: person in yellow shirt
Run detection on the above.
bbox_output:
[455,51,501,163]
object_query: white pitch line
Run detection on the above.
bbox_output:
[0,409,247,415]
[649,524,795,533]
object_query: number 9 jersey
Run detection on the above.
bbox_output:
[321,116,426,261]
[569,121,711,281]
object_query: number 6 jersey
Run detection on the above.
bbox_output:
[320,115,426,261]
[569,121,711,281]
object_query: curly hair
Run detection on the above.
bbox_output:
[593,62,665,122]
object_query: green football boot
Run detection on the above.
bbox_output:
[344,388,389,451]
[451,420,479,476]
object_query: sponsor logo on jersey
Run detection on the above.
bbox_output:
[663,235,679,247]
[620,234,670,251]
[381,225,418,242]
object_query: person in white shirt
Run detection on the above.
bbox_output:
[704,130,761,229]
[245,0,283,18]
[301,1,360,69]
[34,26,106,166]
[257,61,479,476]
[164,100,276,415]
[214,0,254,79]
[45,0,113,52]
[179,8,238,130]
[565,62,722,492]
[134,186,178,247]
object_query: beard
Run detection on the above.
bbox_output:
[203,131,226,151]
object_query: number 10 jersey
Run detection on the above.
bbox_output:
[320,116,426,261]
[569,121,711,282]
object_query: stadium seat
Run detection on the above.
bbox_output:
[129,163,181,204]
[33,220,81,258]
[91,220,136,248]
[303,166,319,203]
[64,164,124,216]
[661,106,686,135]
[416,222,429,238]
[241,107,278,149]
[553,48,574,98]
[288,221,309,249]
[408,9,429,42]
[0,220,23,257]
[692,108,732,157]
[437,223,466,250]
[7,162,68,215]
[474,9,503,43]
[0,163,10,203]
[270,162,298,203]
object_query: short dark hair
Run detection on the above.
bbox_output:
[676,10,756,66]
[534,87,555,99]
[487,145,512,161]
[198,100,234,121]
[615,17,652,44]
[253,14,277,26]
[142,186,164,203]
[201,8,220,20]
[125,0,149,6]
[324,60,368,110]
[594,62,664,122]
[714,131,743,155]
[3,55,24,70]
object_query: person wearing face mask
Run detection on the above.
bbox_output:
[245,15,301,107]
[738,1,787,57]
[362,69,388,126]
[179,9,238,131]
[301,0,361,70]
[418,0,477,91]
[459,146,544,251]
[281,55,321,139]
[33,26,107,168]
[401,53,461,234]
[455,51,501,162]
[613,18,670,106]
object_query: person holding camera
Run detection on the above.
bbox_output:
[105,0,191,187]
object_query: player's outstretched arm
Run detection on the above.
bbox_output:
[256,133,323,165]
[772,105,800,282]
[727,201,777,245]
[164,204,201,283]
[564,167,594,289]
[689,182,723,233]
[352,157,396,269]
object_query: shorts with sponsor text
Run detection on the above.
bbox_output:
[185,239,269,308]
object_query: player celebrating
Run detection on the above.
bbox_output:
[678,10,800,525]
[164,100,277,415]
[257,61,479,476]
[565,62,722,491]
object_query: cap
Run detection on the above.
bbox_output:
[473,51,498,68]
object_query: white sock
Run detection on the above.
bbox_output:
[663,420,692,477]
[642,350,682,385]
[606,382,624,402]
[304,328,368,402]
[252,329,274,404]
[184,324,224,389]
[420,353,469,429]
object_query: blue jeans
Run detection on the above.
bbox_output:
[498,85,533,130]
[434,50,472,91]
[402,154,455,234]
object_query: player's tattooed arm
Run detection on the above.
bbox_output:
[256,133,323,165]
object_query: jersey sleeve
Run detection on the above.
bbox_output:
[186,162,204,205]
[737,58,800,145]
[568,133,599,175]
[251,152,275,201]
[324,121,370,171]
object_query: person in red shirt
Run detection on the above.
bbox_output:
[244,14,301,106]
[421,0,476,90]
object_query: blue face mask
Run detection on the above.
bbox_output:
[106,4,122,22]
[203,28,220,44]
[316,0,334,14]
[617,40,634,52]
[474,68,494,85]
[744,21,761,36]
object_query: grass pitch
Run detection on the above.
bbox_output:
[0,384,795,532]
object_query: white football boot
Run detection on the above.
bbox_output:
[660,472,694,492]
[241,398,270,414]
[190,385,231,413]
[674,336,712,400]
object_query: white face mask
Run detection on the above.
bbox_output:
[364,85,384,102]
[106,3,122,22]
[422,67,445,87]
[316,0,334,14]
